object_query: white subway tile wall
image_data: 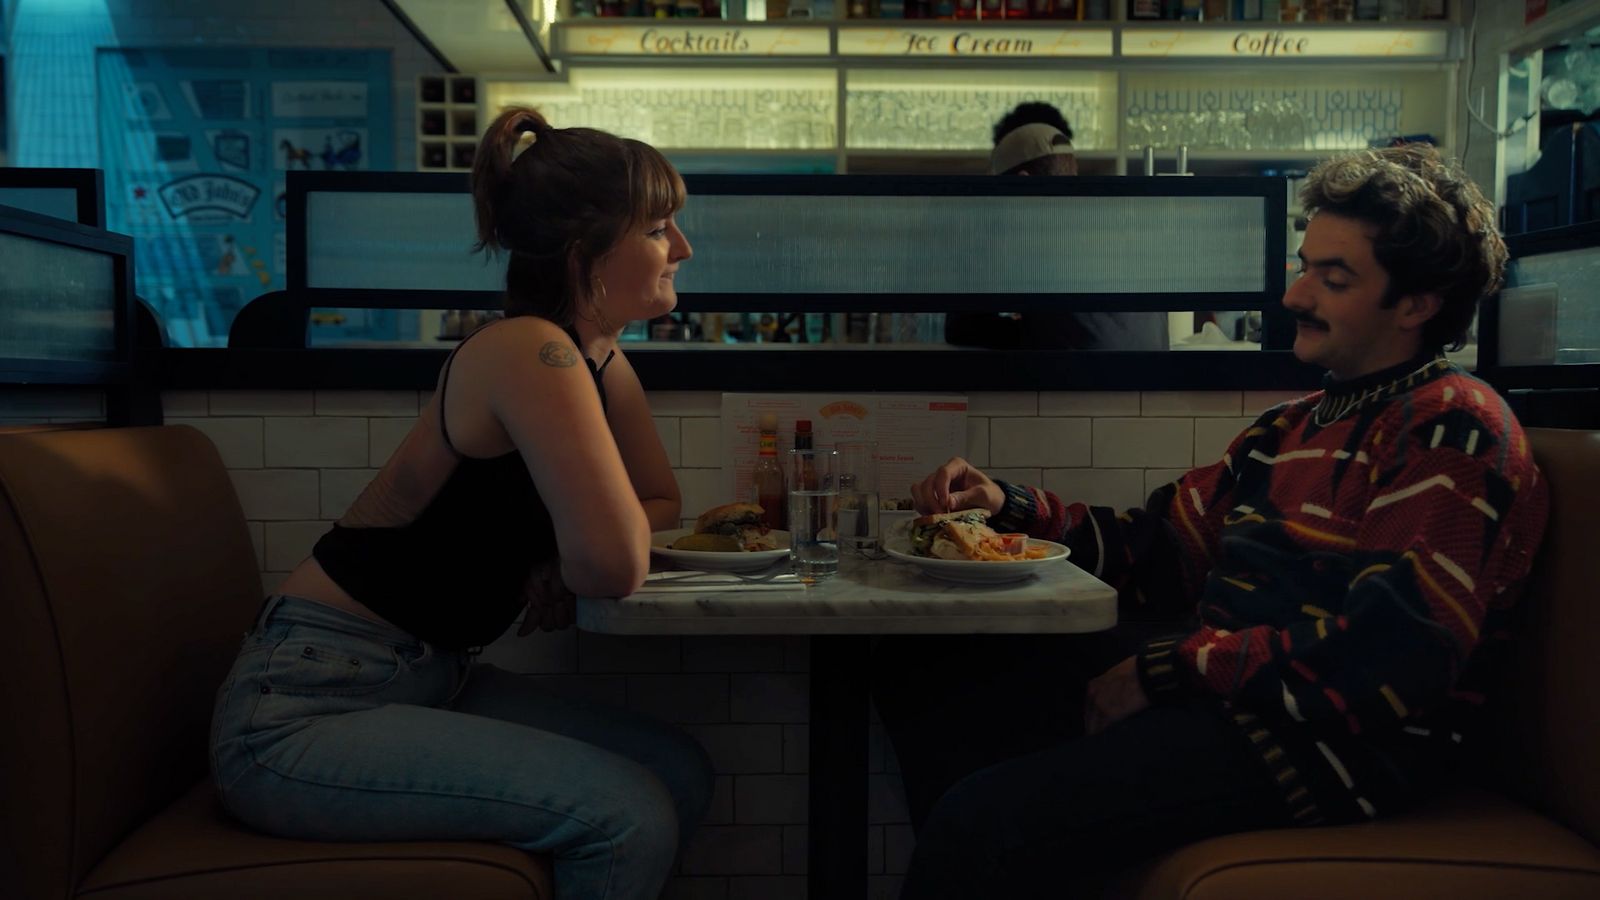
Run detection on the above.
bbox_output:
[2,385,1291,893]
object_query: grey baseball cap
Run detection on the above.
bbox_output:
[990,123,1076,175]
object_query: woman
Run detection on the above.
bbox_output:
[210,107,712,900]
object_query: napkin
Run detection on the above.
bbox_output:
[633,570,806,593]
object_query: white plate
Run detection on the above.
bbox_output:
[883,535,1069,584]
[650,528,791,573]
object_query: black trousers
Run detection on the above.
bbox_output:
[871,632,1296,899]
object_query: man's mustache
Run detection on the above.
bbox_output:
[1293,311,1329,329]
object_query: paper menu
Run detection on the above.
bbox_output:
[719,393,968,510]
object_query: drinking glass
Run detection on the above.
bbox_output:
[835,441,881,556]
[787,448,839,580]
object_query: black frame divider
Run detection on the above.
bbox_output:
[1475,219,1600,397]
[0,203,143,425]
[0,167,106,229]
[198,169,1322,392]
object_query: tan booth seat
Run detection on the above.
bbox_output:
[1120,428,1600,899]
[0,425,553,900]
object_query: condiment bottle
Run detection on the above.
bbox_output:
[794,418,816,490]
[752,413,786,530]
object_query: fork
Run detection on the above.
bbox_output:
[649,566,793,585]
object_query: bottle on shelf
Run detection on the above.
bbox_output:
[1130,0,1164,19]
[752,413,786,531]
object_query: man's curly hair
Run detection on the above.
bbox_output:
[1299,144,1507,353]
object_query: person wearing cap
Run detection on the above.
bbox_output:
[990,120,1080,177]
[943,103,1169,351]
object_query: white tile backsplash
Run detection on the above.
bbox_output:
[648,391,723,416]
[1092,418,1194,468]
[966,392,1038,417]
[655,417,683,467]
[1144,468,1191,498]
[320,468,377,519]
[1038,391,1141,417]
[210,390,314,416]
[1193,417,1259,466]
[169,416,263,469]
[681,417,724,468]
[367,418,416,466]
[265,417,369,468]
[964,417,990,467]
[989,418,1092,468]
[161,390,209,417]
[1141,391,1243,417]
[262,520,330,572]
[1245,390,1309,412]
[228,469,320,520]
[314,390,420,417]
[1041,468,1147,511]
[677,468,727,521]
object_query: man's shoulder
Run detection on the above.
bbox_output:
[1380,367,1536,474]
[1409,367,1524,434]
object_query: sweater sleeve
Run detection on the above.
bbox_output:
[1136,436,1550,734]
[989,410,1278,622]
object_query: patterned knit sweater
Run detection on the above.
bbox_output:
[991,354,1550,824]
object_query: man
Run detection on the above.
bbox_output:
[944,102,1169,351]
[875,144,1550,898]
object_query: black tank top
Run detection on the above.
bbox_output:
[311,325,613,649]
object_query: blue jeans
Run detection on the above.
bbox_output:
[211,595,713,900]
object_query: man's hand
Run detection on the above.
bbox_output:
[1084,656,1150,735]
[517,559,576,636]
[910,457,1005,516]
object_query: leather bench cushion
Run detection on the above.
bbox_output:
[76,782,553,900]
[1130,788,1600,900]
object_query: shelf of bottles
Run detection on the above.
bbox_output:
[550,0,1447,21]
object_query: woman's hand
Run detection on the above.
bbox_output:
[517,559,576,635]
[910,457,1005,516]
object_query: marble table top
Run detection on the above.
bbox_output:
[577,553,1118,636]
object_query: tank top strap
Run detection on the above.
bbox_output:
[438,319,499,456]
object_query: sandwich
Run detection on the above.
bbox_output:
[907,508,1044,561]
[671,502,779,553]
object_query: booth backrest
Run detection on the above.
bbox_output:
[1488,428,1600,846]
[0,426,262,900]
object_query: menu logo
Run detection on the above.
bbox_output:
[158,174,259,220]
[820,400,869,419]
[1232,31,1310,56]
[640,28,751,54]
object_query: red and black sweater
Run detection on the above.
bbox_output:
[991,355,1550,824]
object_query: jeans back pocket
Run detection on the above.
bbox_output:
[261,626,415,697]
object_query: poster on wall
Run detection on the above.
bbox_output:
[96,47,396,347]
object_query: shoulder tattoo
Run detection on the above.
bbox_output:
[538,341,578,368]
